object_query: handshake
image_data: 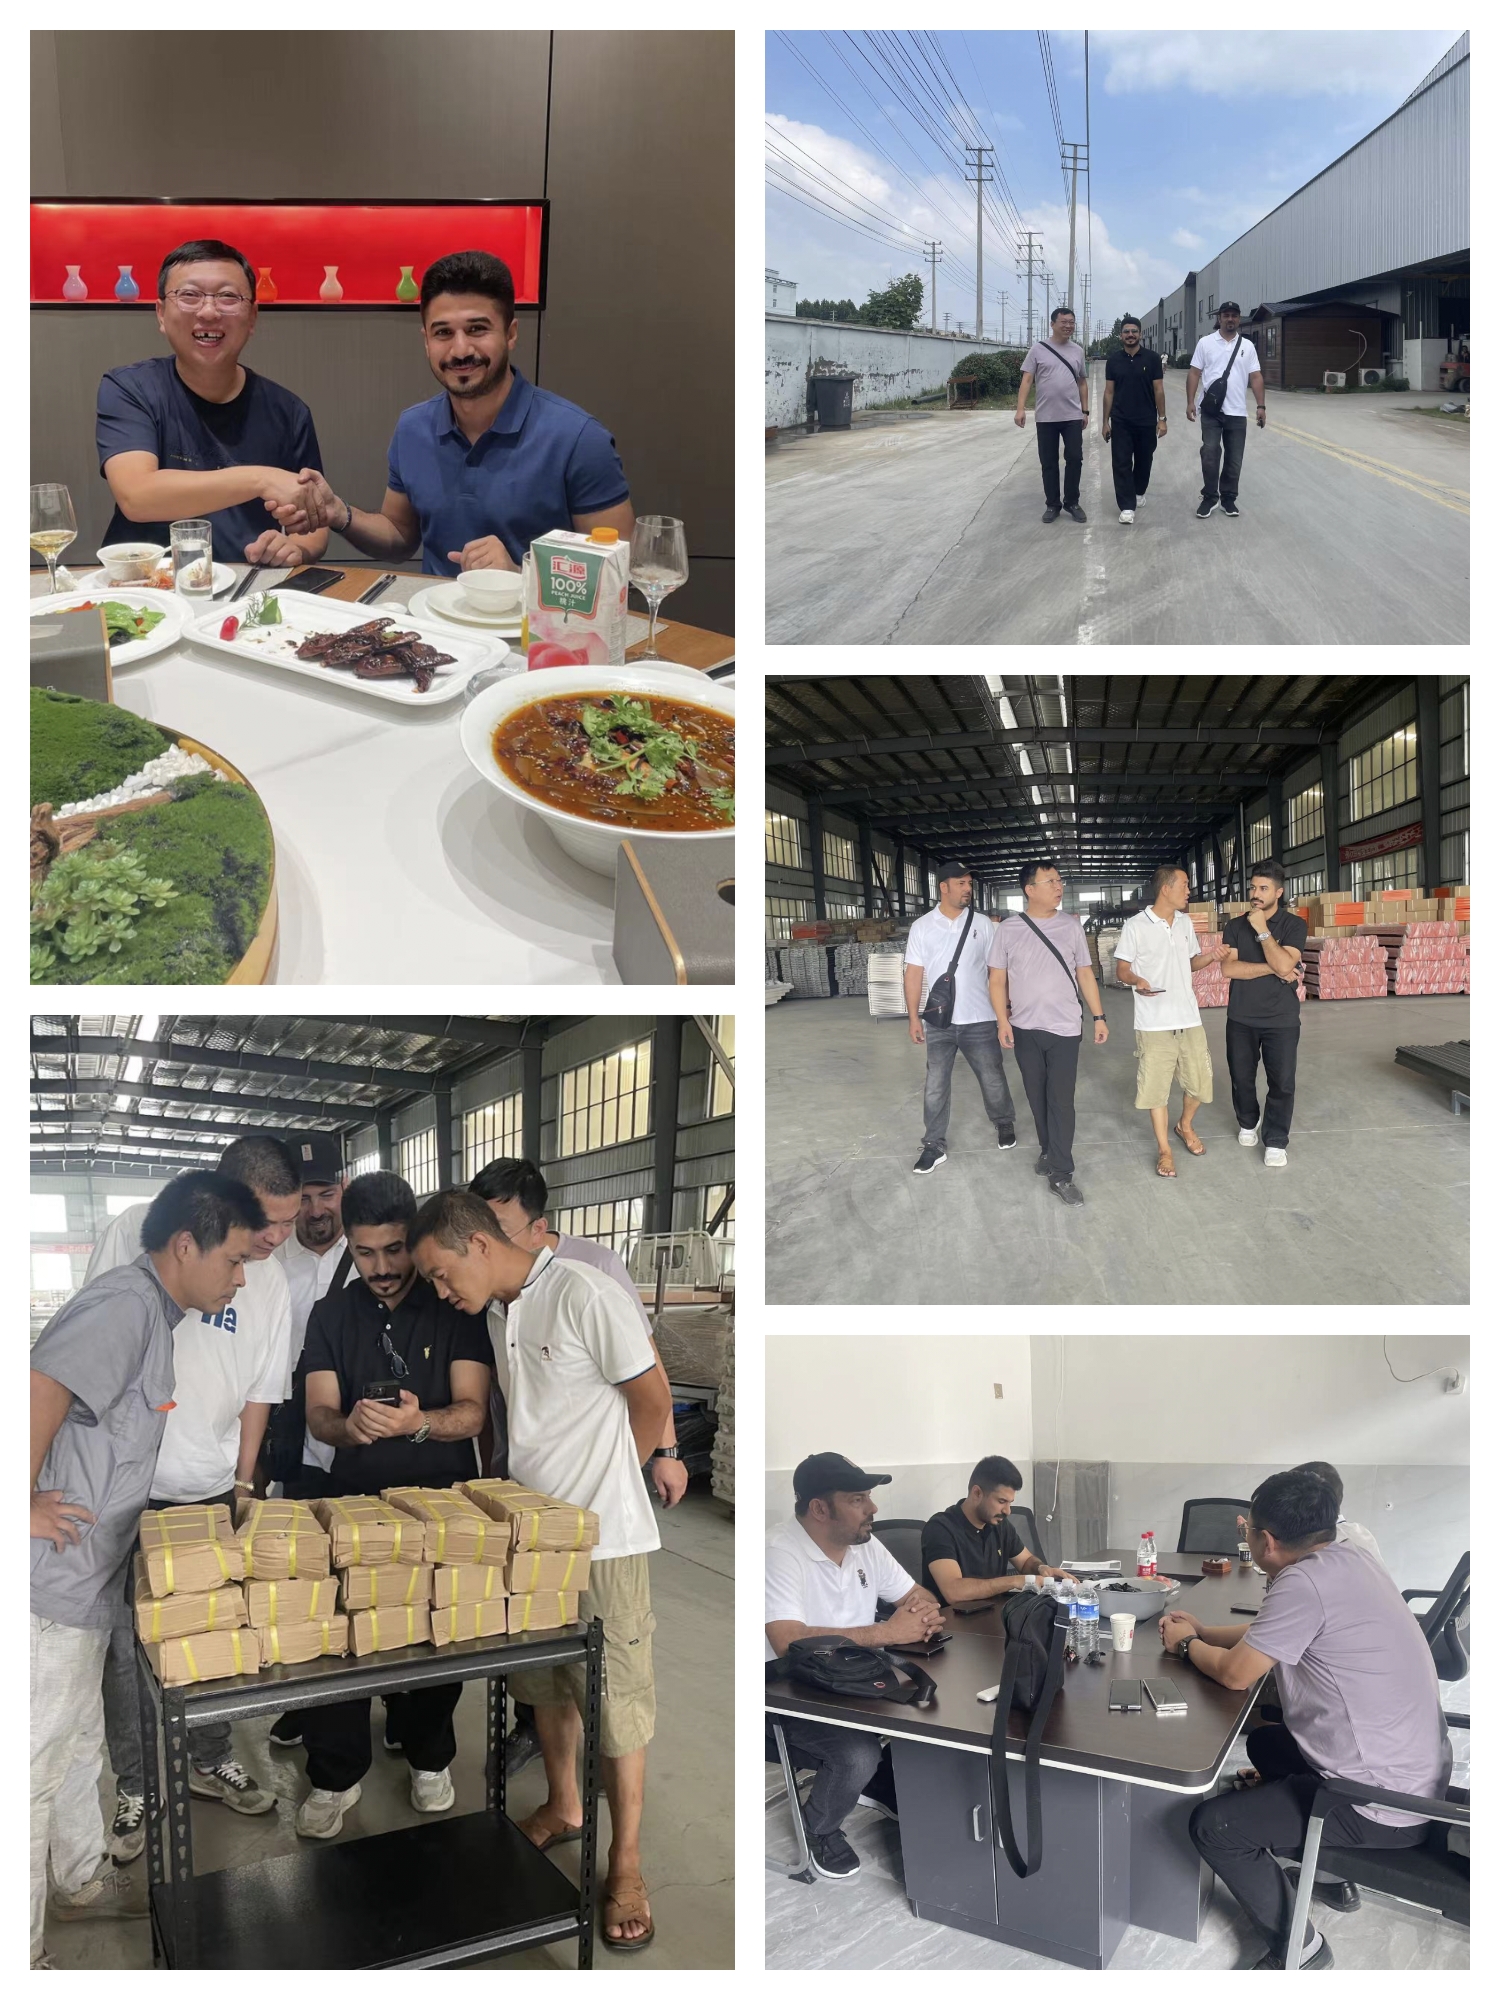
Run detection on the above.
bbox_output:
[258,465,343,538]
[243,466,517,575]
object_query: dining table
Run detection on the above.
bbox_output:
[30,563,734,984]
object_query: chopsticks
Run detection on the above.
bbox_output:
[356,572,399,606]
[229,565,263,603]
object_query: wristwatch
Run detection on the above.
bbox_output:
[652,1446,683,1461]
[1092,1014,1105,1022]
[1176,1634,1194,1660]
[411,1419,431,1445]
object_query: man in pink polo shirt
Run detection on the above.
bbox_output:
[1014,305,1092,523]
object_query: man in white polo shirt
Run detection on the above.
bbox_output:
[1115,866,1229,1178]
[1187,301,1266,521]
[765,1453,943,1880]
[904,861,1016,1175]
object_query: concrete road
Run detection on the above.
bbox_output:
[765,367,1469,645]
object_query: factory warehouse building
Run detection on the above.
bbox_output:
[31,1013,734,1972]
[1140,35,1468,390]
[765,674,1470,1311]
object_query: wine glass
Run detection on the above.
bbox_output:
[30,484,77,595]
[629,516,689,659]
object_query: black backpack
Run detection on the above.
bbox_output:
[989,1591,1070,1879]
[783,1635,938,1707]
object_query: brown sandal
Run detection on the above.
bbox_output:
[601,1875,655,1952]
[1155,1150,1177,1178]
[518,1808,583,1852]
[1173,1121,1205,1156]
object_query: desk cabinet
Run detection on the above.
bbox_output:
[891,1738,998,1928]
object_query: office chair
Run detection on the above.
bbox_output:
[1008,1504,1045,1562]
[1177,1497,1252,1555]
[871,1519,926,1582]
[1403,1553,1471,1681]
[1283,1707,1469,1969]
[765,1720,814,1883]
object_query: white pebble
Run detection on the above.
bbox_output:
[57,747,223,818]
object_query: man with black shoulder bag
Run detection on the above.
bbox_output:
[1015,305,1091,523]
[903,862,1017,1176]
[1187,301,1265,520]
[988,861,1109,1207]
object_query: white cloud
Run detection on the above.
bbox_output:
[1171,228,1206,251]
[1093,30,1460,101]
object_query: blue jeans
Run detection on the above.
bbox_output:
[923,1021,1016,1146]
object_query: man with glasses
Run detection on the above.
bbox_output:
[1187,301,1266,520]
[295,1171,491,1840]
[96,238,329,568]
[1015,305,1091,524]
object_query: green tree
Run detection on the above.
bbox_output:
[861,273,925,329]
[795,297,861,322]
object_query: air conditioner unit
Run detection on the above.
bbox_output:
[1359,369,1384,387]
[1322,371,1345,389]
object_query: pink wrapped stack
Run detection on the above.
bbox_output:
[1192,934,1308,1008]
[1376,921,1471,997]
[1300,935,1387,1000]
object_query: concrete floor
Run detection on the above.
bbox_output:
[45,1487,734,1971]
[766,993,1470,1306]
[765,1686,1470,1971]
[765,371,1469,646]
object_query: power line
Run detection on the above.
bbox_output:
[766,127,929,243]
[765,174,919,257]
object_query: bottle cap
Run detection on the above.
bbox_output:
[589,527,619,544]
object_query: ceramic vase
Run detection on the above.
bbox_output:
[396,264,419,302]
[257,267,278,302]
[114,264,140,302]
[319,264,344,302]
[61,264,87,301]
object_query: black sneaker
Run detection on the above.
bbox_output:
[1221,498,1239,518]
[1196,497,1218,520]
[1042,506,1061,523]
[1064,504,1087,523]
[1049,1177,1085,1206]
[1034,1153,1052,1176]
[996,1124,1017,1151]
[109,1789,145,1865]
[912,1144,947,1175]
[808,1829,861,1880]
[504,1722,542,1780]
[1251,1934,1333,1971]
[269,1713,302,1748]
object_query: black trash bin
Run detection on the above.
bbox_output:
[811,373,855,431]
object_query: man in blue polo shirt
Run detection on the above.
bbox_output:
[96,238,329,569]
[277,250,633,574]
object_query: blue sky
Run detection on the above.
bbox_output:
[766,30,1461,339]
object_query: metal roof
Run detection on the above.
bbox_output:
[30,1014,565,1179]
[766,674,1385,884]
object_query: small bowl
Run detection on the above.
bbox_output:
[458,568,524,613]
[460,664,735,874]
[97,542,166,584]
[1096,1575,1181,1625]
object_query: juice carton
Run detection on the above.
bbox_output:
[525,527,631,668]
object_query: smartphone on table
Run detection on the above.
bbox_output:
[277,566,346,595]
[1108,1679,1143,1712]
[1144,1677,1188,1715]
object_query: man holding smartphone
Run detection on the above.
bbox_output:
[296,1171,490,1841]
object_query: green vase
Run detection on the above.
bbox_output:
[396,265,419,303]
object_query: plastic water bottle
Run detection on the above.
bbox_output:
[1077,1582,1100,1662]
[1068,1584,1085,1658]
[1136,1530,1157,1578]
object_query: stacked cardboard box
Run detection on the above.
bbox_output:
[313,1495,431,1652]
[383,1486,509,1566]
[245,1574,344,1667]
[147,1628,262,1687]
[136,1503,246,1598]
[349,1604,433,1655]
[461,1481,600,1555]
[312,1495,424,1568]
[506,1590,582,1635]
[462,1481,597,1633]
[1300,935,1388,999]
[235,1498,332,1580]
[338,1562,434,1610]
[259,1617,350,1665]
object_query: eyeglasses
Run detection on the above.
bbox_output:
[378,1328,409,1379]
[166,289,252,313]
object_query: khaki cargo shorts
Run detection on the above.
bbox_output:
[508,1553,656,1757]
[1134,1024,1214,1109]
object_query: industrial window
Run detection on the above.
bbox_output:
[824,897,863,919]
[1351,849,1421,897]
[1220,832,1237,890]
[397,1127,439,1197]
[32,1253,75,1300]
[927,869,937,900]
[1249,816,1272,864]
[106,1192,148,1217]
[1440,827,1469,884]
[461,1092,523,1182]
[1263,324,1279,360]
[557,1037,652,1158]
[765,895,811,941]
[552,1197,644,1260]
[703,1184,736,1273]
[822,831,858,880]
[764,811,803,869]
[1348,726,1417,823]
[1286,784,1324,849]
[1286,870,1325,901]
[904,857,920,899]
[1439,681,1468,783]
[30,1194,67,1233]
[349,1148,380,1180]
[706,1016,735,1117]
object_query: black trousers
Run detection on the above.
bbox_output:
[1035,419,1083,509]
[281,1465,336,1502]
[1110,418,1158,508]
[774,1717,883,1841]
[1225,1018,1300,1147]
[302,1683,462,1792]
[1011,1026,1082,1181]
[1200,412,1248,502]
[1188,1723,1425,1955]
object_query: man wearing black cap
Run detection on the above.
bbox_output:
[766,1453,943,1879]
[271,1133,353,1505]
[903,863,1016,1176]
[1187,302,1265,520]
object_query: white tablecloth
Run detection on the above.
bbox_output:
[32,568,622,984]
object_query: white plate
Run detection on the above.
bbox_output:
[184,589,508,707]
[75,560,237,598]
[409,580,524,632]
[29,588,189,665]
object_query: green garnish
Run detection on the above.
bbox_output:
[242,593,283,627]
[708,788,735,821]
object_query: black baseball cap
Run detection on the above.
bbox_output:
[935,860,973,885]
[286,1132,343,1184]
[1217,300,1242,316]
[793,1452,892,1504]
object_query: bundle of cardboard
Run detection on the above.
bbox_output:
[312,1494,425,1567]
[244,1574,346,1670]
[383,1486,510,1566]
[235,1498,332,1579]
[137,1503,245,1597]
[461,1480,600,1554]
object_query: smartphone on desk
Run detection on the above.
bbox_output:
[1144,1677,1188,1715]
[954,1602,995,1616]
[886,1633,949,1656]
[277,566,346,594]
[1108,1679,1143,1712]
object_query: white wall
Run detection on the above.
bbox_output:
[766,316,1015,429]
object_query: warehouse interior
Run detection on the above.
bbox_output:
[765,674,1469,1307]
[31,1013,734,1970]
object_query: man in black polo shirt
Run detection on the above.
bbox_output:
[1102,317,1167,525]
[921,1456,1077,1605]
[294,1171,491,1840]
[1220,861,1307,1170]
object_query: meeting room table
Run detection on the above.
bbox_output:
[765,1550,1272,1969]
[29,563,734,984]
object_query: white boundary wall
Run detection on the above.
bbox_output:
[767,314,1014,429]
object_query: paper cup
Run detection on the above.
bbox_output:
[1110,1613,1136,1651]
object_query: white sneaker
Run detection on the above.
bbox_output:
[50,1865,148,1921]
[1134,494,1145,510]
[1265,1147,1288,1168]
[410,1766,455,1813]
[294,1782,361,1839]
[1238,1126,1260,1147]
[189,1758,276,1815]
[1119,508,1135,523]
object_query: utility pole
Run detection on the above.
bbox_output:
[999,290,1011,343]
[1043,269,1052,327]
[944,310,950,335]
[1062,139,1088,314]
[1080,272,1091,352]
[924,239,943,332]
[963,143,994,341]
[1019,230,1043,347]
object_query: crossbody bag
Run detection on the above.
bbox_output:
[1018,914,1092,1022]
[919,907,975,1028]
[1039,339,1086,384]
[1199,334,1244,422]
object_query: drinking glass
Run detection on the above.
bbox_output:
[629,516,688,659]
[171,518,214,598]
[30,484,77,595]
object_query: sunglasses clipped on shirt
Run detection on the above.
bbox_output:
[378,1327,409,1379]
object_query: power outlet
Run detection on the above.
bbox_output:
[993,1383,1004,1399]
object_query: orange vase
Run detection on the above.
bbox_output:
[257,267,278,302]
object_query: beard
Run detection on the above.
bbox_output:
[440,352,509,401]
[297,1210,339,1249]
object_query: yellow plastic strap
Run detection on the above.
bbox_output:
[405,1569,422,1606]
[392,1521,407,1560]
[562,1551,578,1588]
[484,1566,499,1600]
[370,1608,380,1649]
[163,1547,174,1594]
[569,1508,586,1551]
[207,1594,219,1632]
[149,1601,162,1643]
[434,1520,447,1561]
[517,1596,531,1632]
[267,1583,278,1622]
[181,1637,199,1681]
[320,1623,333,1656]
[213,1543,229,1581]
[351,1524,362,1564]
[289,1534,302,1579]
[558,1592,566,1623]
[231,1632,244,1674]
[406,1606,416,1644]
[268,1627,283,1664]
